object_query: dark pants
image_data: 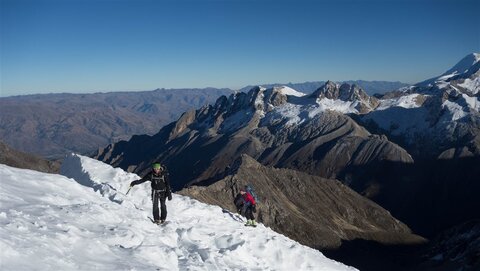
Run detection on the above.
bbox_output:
[152,190,167,221]
[244,205,255,220]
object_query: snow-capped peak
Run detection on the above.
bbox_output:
[442,53,480,77]
[275,86,306,97]
[0,154,355,270]
[416,52,480,86]
[308,81,379,114]
[473,52,480,62]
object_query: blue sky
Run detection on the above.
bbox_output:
[1,0,479,96]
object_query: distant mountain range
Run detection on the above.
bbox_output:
[93,53,480,185]
[0,88,232,159]
[94,84,412,188]
[240,80,409,96]
[0,81,410,159]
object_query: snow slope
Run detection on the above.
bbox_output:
[363,53,479,142]
[0,154,355,271]
[316,98,359,114]
[276,86,307,97]
[376,94,424,111]
[262,97,361,128]
[459,77,480,95]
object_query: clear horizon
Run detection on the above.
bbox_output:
[1,0,479,97]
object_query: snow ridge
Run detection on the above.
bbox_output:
[0,155,355,271]
[416,52,480,88]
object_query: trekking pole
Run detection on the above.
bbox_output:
[125,186,132,195]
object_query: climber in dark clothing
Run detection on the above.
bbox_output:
[130,163,172,224]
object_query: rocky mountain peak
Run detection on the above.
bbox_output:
[416,52,480,90]
[444,53,480,76]
[339,83,371,102]
[311,81,371,101]
[168,109,197,140]
[211,86,265,114]
[409,53,479,113]
[309,81,379,114]
[206,85,306,120]
[360,53,480,159]
[310,80,338,99]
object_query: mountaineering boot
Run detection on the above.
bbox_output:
[154,220,161,224]
[245,220,252,226]
[251,220,257,227]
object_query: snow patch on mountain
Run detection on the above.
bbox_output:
[438,93,479,122]
[254,87,267,118]
[0,155,355,270]
[274,103,305,126]
[474,53,480,62]
[438,73,457,82]
[459,77,480,95]
[316,98,359,114]
[277,86,307,97]
[398,86,416,93]
[442,100,469,122]
[462,94,480,111]
[220,109,255,133]
[254,87,267,108]
[364,106,431,137]
[376,94,424,111]
[262,97,358,127]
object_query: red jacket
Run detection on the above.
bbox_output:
[242,192,256,205]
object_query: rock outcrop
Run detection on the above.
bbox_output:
[179,154,425,249]
[311,81,380,113]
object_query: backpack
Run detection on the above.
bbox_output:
[245,184,259,203]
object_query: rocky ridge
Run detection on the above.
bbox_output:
[95,85,412,189]
[179,154,425,249]
[0,141,60,173]
[310,81,380,114]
